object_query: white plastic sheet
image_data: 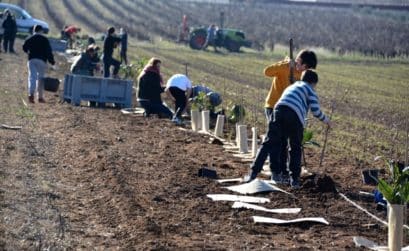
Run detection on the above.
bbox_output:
[216,178,243,184]
[353,236,386,251]
[206,194,270,203]
[253,216,329,225]
[232,202,301,214]
[225,179,290,195]
[120,108,144,114]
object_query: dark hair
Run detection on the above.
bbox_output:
[301,70,318,84]
[34,25,43,32]
[297,50,317,69]
[108,27,115,35]
[147,57,161,67]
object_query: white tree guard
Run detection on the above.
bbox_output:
[191,110,200,132]
[214,115,225,138]
[388,204,404,251]
[251,127,257,158]
[238,125,248,153]
[202,110,210,132]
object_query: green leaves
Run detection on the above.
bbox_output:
[191,91,212,111]
[119,58,148,80]
[227,104,246,124]
[302,130,320,147]
[377,163,409,205]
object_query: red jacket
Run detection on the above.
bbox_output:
[64,26,79,36]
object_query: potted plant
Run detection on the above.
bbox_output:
[377,162,409,251]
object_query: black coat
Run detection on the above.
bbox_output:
[103,34,121,59]
[137,71,165,103]
[22,33,55,64]
[2,15,17,37]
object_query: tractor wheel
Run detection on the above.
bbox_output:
[226,40,241,52]
[189,33,207,50]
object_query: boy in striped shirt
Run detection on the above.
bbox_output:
[245,70,331,189]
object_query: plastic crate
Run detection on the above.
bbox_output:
[49,38,68,53]
[63,74,133,108]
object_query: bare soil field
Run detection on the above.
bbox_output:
[0,40,404,250]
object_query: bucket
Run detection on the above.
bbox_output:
[198,167,217,179]
[42,77,60,92]
[362,169,379,185]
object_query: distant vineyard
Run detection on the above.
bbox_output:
[7,0,409,56]
[169,0,409,57]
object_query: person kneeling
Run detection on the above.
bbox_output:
[137,58,173,119]
[70,45,98,76]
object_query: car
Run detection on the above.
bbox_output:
[0,3,49,34]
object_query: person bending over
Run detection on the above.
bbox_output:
[165,74,192,125]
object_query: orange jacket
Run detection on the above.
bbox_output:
[264,59,302,108]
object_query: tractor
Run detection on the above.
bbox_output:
[189,27,252,52]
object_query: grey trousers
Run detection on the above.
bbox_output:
[27,59,46,98]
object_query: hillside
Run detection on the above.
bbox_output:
[4,0,409,56]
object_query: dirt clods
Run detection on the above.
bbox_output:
[303,173,337,193]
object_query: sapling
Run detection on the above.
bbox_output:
[377,162,409,251]
[319,88,349,168]
[378,162,409,205]
[405,119,409,169]
[191,91,211,112]
[302,129,320,167]
[227,104,246,124]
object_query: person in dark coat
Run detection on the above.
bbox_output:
[22,25,55,103]
[103,26,121,78]
[70,45,98,76]
[2,10,17,53]
[137,58,172,118]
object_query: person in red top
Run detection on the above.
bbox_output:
[62,25,81,49]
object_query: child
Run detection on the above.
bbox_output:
[263,49,317,183]
[245,70,331,189]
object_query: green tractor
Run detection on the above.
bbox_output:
[189,27,252,52]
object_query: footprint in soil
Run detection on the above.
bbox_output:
[302,173,337,193]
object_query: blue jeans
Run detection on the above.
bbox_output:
[252,106,303,181]
[265,108,289,176]
[103,57,120,78]
[139,100,173,119]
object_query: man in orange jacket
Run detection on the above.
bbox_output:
[260,49,317,184]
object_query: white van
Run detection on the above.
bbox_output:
[0,3,49,34]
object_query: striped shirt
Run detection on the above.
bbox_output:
[275,81,329,127]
